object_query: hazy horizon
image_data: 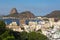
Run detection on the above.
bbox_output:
[0,0,60,16]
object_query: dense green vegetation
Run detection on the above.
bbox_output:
[0,20,6,28]
[0,20,15,40]
[0,20,49,40]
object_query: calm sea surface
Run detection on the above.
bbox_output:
[0,19,20,25]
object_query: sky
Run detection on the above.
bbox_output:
[0,0,60,16]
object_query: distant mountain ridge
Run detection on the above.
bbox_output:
[3,8,60,18]
[4,8,35,18]
[45,10,60,18]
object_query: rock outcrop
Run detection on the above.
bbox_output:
[10,8,18,14]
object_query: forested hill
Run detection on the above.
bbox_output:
[45,10,60,18]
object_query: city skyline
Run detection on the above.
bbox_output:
[0,0,60,16]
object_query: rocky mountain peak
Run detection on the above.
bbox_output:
[10,8,18,14]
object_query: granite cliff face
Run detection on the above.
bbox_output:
[6,8,35,18]
[45,10,60,18]
[10,8,18,14]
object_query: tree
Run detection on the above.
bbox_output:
[0,20,15,40]
[18,31,49,40]
[0,20,6,35]
[20,31,28,40]
[0,30,15,40]
[0,20,6,28]
[28,32,49,40]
